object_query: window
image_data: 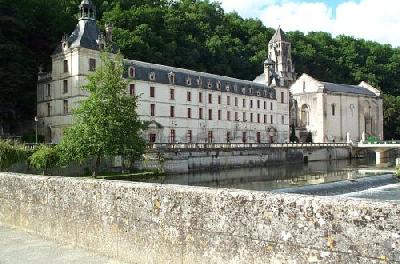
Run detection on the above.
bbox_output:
[250,100,253,108]
[199,92,203,103]
[129,67,135,78]
[331,104,336,116]
[46,84,51,97]
[235,112,239,121]
[169,129,176,143]
[227,111,231,121]
[168,72,175,84]
[243,112,246,122]
[63,80,68,93]
[150,104,155,116]
[208,94,212,104]
[89,58,96,71]
[150,86,155,97]
[227,96,231,105]
[264,114,267,123]
[226,132,231,143]
[264,101,266,109]
[270,115,273,124]
[187,130,192,143]
[208,109,212,120]
[281,92,285,103]
[235,97,238,107]
[129,84,135,96]
[242,132,247,143]
[257,113,260,123]
[218,110,221,120]
[216,81,221,90]
[256,132,261,144]
[257,100,260,109]
[250,113,253,122]
[170,106,175,117]
[149,133,156,143]
[243,99,246,108]
[270,102,273,110]
[149,71,156,81]
[63,100,68,114]
[207,80,212,89]
[186,78,192,86]
[207,131,213,143]
[187,108,192,118]
[187,91,191,101]
[199,108,203,119]
[170,89,175,100]
[218,95,221,104]
[63,60,68,73]
[47,103,51,117]
[281,115,285,124]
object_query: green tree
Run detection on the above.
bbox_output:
[58,53,147,176]
[289,125,299,143]
[29,145,60,175]
[305,132,313,143]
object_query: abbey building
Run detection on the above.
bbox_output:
[37,0,383,144]
[36,0,292,144]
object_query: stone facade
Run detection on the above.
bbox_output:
[0,172,399,263]
[290,74,384,143]
[37,1,291,144]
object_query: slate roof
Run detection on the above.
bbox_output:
[322,82,377,96]
[269,26,288,43]
[124,59,276,100]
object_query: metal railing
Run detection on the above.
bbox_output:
[147,142,350,151]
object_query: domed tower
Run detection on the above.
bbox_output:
[79,0,96,20]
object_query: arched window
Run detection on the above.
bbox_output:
[300,104,310,127]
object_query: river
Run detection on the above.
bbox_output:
[147,158,400,203]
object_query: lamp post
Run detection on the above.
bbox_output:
[34,116,38,144]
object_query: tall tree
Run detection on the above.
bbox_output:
[58,53,147,176]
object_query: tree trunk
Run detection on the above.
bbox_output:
[92,154,101,178]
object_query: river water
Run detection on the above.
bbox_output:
[148,158,400,203]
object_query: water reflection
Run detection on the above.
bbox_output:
[153,158,391,192]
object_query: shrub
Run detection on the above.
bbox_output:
[0,140,28,170]
[305,132,313,143]
[29,145,60,175]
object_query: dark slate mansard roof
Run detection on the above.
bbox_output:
[124,59,276,100]
[321,82,377,97]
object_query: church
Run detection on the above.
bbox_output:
[36,0,383,144]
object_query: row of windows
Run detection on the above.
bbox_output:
[45,100,69,116]
[63,58,96,73]
[151,130,274,144]
[149,104,286,124]
[129,84,276,111]
[45,80,69,97]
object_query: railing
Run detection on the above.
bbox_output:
[147,142,350,151]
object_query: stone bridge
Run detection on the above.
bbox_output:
[352,141,400,164]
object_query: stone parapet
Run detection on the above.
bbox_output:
[0,173,399,263]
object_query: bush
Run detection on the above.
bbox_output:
[29,145,60,175]
[305,132,313,143]
[0,140,29,170]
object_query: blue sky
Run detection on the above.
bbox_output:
[217,0,399,47]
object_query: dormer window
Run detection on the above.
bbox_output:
[216,81,221,90]
[225,85,230,92]
[128,66,136,78]
[149,71,156,81]
[234,84,238,92]
[242,87,246,94]
[249,88,253,94]
[257,91,261,96]
[197,77,202,87]
[207,80,212,89]
[186,77,192,86]
[168,72,175,84]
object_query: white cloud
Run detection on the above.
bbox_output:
[217,0,400,47]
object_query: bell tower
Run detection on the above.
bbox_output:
[79,0,96,20]
[265,26,296,88]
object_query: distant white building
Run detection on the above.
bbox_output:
[36,0,292,144]
[290,73,383,143]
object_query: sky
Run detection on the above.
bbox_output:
[217,0,400,47]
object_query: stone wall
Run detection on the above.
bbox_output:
[1,173,398,263]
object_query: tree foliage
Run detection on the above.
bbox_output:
[29,145,60,175]
[0,140,28,170]
[57,53,147,176]
[2,0,400,138]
